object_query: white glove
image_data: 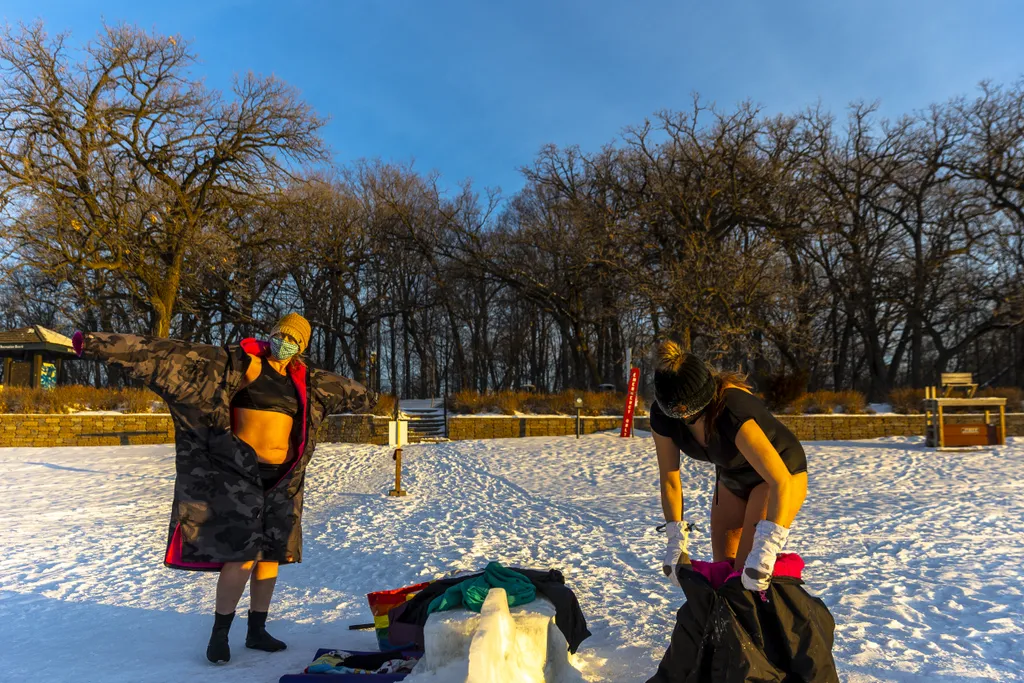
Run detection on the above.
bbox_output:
[742,520,790,591]
[662,521,690,588]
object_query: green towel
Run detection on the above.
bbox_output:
[427,561,536,614]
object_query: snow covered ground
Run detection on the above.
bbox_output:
[0,433,1021,682]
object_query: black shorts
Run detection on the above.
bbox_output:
[716,462,807,501]
[259,462,291,490]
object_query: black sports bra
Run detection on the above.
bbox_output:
[231,360,299,417]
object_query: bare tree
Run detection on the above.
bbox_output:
[0,22,326,336]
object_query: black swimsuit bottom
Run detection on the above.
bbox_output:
[650,389,807,500]
[231,360,300,490]
[259,461,292,490]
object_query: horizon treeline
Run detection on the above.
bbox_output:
[1,23,1022,401]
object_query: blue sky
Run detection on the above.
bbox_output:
[4,1,1023,194]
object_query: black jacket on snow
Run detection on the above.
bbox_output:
[388,567,591,654]
[648,554,839,683]
[81,333,376,570]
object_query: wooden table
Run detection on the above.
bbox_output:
[922,396,1007,448]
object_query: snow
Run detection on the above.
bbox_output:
[1,434,1022,682]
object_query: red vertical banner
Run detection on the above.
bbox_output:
[621,367,640,437]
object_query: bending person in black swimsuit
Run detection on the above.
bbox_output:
[650,340,808,591]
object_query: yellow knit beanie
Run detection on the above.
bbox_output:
[271,313,311,354]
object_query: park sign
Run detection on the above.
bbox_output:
[620,367,640,437]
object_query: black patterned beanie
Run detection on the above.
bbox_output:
[654,342,715,420]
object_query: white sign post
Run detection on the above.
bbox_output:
[388,420,409,448]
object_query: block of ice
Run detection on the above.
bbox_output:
[406,588,585,683]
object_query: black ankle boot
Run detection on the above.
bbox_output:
[245,610,287,652]
[206,611,235,664]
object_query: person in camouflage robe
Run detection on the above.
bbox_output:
[73,313,377,663]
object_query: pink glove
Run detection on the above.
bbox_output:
[72,331,84,357]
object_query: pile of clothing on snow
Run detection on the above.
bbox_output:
[305,650,419,676]
[280,561,590,682]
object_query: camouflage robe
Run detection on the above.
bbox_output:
[81,333,377,570]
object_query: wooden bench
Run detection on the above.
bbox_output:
[940,372,978,398]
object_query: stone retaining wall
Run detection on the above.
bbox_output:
[448,413,1024,442]
[447,416,627,441]
[318,414,392,445]
[0,413,175,447]
[1,412,1021,448]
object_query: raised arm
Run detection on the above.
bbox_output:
[75,331,226,405]
[310,368,379,417]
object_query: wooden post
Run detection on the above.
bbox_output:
[999,405,1007,446]
[937,404,945,449]
[32,352,42,389]
[389,447,407,497]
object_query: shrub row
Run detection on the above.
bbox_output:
[776,390,868,415]
[0,385,400,416]
[446,389,646,417]
[0,385,166,414]
[2,384,1019,416]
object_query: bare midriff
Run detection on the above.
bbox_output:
[233,407,295,464]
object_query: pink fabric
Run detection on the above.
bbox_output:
[690,559,735,588]
[239,337,270,357]
[690,553,804,590]
[164,523,224,570]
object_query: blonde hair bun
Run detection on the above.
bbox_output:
[656,339,686,373]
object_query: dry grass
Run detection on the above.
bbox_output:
[447,389,646,416]
[786,390,867,415]
[889,387,925,414]
[0,385,166,414]
[373,394,397,417]
[0,384,401,416]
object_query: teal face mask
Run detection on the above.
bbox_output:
[270,336,300,361]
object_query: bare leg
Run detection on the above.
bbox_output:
[249,562,279,612]
[733,472,807,570]
[710,481,747,562]
[216,561,254,614]
[245,561,286,652]
[208,561,254,664]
